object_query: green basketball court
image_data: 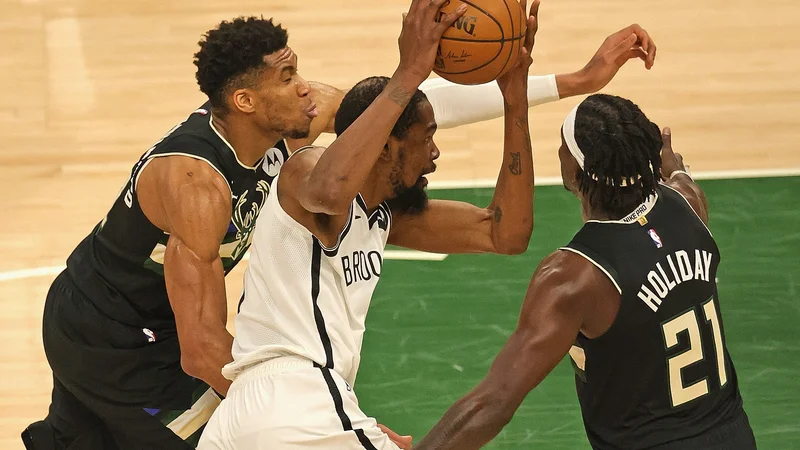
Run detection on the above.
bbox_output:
[357,176,800,449]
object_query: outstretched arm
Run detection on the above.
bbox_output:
[422,23,657,129]
[414,251,612,450]
[285,24,657,147]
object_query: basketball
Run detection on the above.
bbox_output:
[434,0,527,85]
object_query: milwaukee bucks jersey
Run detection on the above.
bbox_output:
[66,102,289,332]
[562,184,746,449]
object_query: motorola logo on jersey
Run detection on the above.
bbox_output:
[263,147,285,177]
[342,250,383,287]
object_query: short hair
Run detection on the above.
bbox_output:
[334,76,429,139]
[573,94,663,218]
[193,16,288,110]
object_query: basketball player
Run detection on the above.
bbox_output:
[197,0,540,448]
[412,94,756,450]
[21,9,660,450]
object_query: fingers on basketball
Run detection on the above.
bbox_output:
[437,3,467,31]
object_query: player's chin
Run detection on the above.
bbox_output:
[387,182,429,216]
[285,123,312,140]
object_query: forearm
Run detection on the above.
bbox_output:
[421,75,560,129]
[488,101,534,254]
[415,392,510,450]
[307,74,417,212]
[165,253,233,396]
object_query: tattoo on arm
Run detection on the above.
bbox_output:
[494,206,503,223]
[388,86,413,107]
[508,152,521,175]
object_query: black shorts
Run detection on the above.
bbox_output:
[27,271,221,450]
[641,413,757,450]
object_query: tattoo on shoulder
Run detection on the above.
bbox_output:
[509,152,522,175]
[388,86,413,107]
[494,206,503,223]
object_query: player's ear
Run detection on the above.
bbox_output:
[382,137,401,162]
[232,88,256,113]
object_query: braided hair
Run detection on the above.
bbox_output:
[573,94,663,218]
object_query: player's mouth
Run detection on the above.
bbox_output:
[304,102,319,119]
[418,166,437,187]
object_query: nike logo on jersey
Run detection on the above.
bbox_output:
[638,249,713,312]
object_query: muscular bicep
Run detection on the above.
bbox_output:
[477,252,596,406]
[387,200,498,254]
[138,156,232,259]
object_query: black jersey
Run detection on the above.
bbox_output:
[562,184,745,450]
[66,102,289,333]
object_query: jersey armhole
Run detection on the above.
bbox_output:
[659,183,713,238]
[559,244,623,294]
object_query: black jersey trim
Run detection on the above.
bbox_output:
[318,203,354,257]
[311,240,335,369]
[356,194,369,214]
[559,245,623,294]
[316,367,379,450]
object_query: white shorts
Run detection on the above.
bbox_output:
[198,356,401,450]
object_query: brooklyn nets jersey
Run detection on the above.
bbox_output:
[224,167,392,386]
[562,184,745,450]
[67,102,289,333]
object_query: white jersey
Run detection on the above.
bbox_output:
[223,173,392,386]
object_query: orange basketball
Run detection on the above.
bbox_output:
[433,0,526,85]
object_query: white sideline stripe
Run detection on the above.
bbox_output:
[0,265,66,282]
[0,252,447,283]
[428,168,800,189]
[1,168,796,282]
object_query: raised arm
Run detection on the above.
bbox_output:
[414,251,615,450]
[279,0,466,216]
[388,0,538,255]
[137,156,233,396]
[659,128,709,225]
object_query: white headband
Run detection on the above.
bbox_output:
[562,103,584,169]
[561,101,642,187]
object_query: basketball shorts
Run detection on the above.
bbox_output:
[198,357,401,450]
[25,271,220,450]
[645,412,757,450]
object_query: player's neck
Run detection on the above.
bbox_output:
[210,112,282,167]
[358,169,393,214]
[581,201,618,222]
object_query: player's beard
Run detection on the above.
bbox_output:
[285,122,311,140]
[386,165,428,215]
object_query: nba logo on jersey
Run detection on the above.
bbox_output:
[647,229,663,248]
[142,328,156,343]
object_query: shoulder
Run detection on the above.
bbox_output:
[281,146,326,178]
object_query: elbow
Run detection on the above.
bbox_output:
[496,222,534,255]
[179,336,217,380]
[180,347,206,379]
